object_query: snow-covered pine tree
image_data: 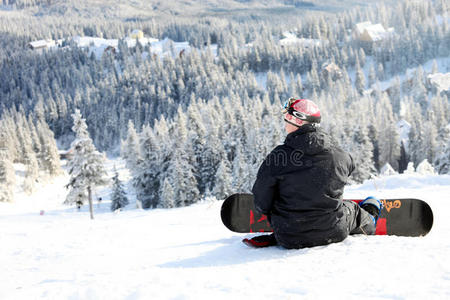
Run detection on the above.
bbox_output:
[404,162,416,174]
[434,124,450,174]
[36,120,61,176]
[408,104,427,166]
[307,62,320,93]
[2,116,20,163]
[411,66,428,109]
[398,141,409,173]
[350,124,376,182]
[162,146,200,207]
[232,147,252,193]
[0,131,15,202]
[159,178,176,208]
[212,159,233,200]
[368,63,377,87]
[65,109,109,219]
[18,126,39,194]
[422,118,438,164]
[110,168,129,212]
[380,163,398,176]
[187,103,207,194]
[133,124,161,208]
[27,115,42,164]
[358,48,366,67]
[377,63,385,81]
[416,159,436,175]
[199,117,225,193]
[121,120,141,174]
[354,57,366,95]
[376,94,400,170]
[431,59,439,74]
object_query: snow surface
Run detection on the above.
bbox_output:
[1,158,450,299]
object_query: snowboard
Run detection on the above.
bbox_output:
[221,193,433,237]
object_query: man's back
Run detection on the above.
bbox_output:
[252,124,355,248]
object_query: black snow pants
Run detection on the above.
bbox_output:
[274,201,376,249]
[342,200,377,235]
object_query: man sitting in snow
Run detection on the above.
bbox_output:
[249,98,383,249]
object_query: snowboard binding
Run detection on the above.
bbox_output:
[360,196,384,224]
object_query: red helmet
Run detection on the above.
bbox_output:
[283,98,321,127]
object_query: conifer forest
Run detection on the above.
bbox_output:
[0,0,449,208]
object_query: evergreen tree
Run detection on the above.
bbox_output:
[380,163,398,176]
[232,147,251,192]
[431,59,439,74]
[159,178,176,208]
[412,66,428,109]
[350,125,376,182]
[376,95,400,170]
[200,105,226,193]
[133,125,161,208]
[65,110,109,219]
[163,146,200,207]
[37,120,61,176]
[398,141,409,173]
[354,58,366,95]
[368,63,377,87]
[187,103,207,193]
[121,120,141,173]
[212,159,233,200]
[416,159,436,175]
[0,131,15,202]
[18,126,39,194]
[377,63,385,81]
[404,162,416,174]
[434,124,450,174]
[423,118,438,164]
[110,168,129,212]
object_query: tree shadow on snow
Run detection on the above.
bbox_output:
[158,235,311,268]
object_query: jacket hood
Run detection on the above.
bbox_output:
[284,124,331,155]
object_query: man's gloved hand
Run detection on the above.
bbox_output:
[243,234,277,248]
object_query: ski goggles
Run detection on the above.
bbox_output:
[282,97,297,114]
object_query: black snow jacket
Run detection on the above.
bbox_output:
[252,124,355,249]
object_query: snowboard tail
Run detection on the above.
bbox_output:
[221,193,433,237]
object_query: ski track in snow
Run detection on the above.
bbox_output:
[0,159,449,299]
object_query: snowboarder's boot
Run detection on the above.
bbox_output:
[243,233,277,248]
[360,196,383,224]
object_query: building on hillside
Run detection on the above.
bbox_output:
[130,29,144,40]
[353,22,372,37]
[353,22,394,52]
[28,39,56,51]
[321,61,343,81]
[427,73,450,97]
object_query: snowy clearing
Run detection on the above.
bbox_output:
[1,159,449,299]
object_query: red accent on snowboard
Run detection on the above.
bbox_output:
[249,210,255,233]
[376,218,387,235]
[258,215,268,222]
[250,210,272,232]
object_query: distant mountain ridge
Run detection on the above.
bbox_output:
[2,0,375,19]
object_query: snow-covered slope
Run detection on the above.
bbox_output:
[1,159,449,299]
